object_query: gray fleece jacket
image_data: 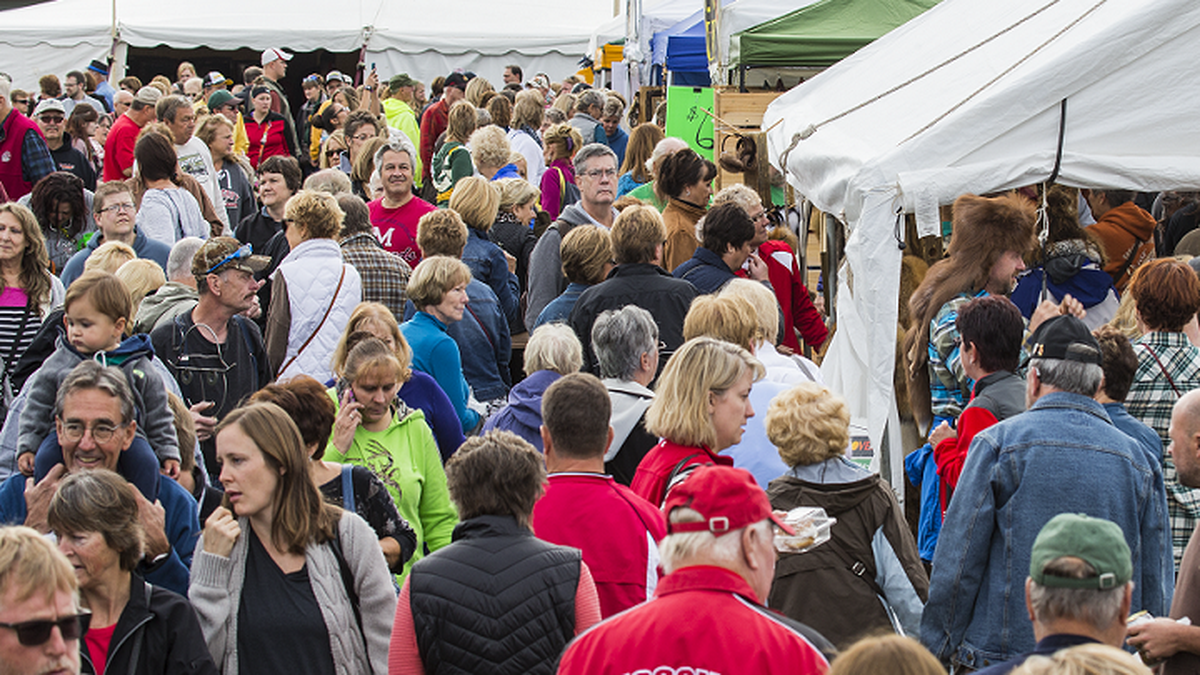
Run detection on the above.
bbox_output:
[16,335,180,464]
[524,203,618,333]
[189,511,396,675]
[133,281,199,334]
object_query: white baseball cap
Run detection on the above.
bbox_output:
[261,48,294,66]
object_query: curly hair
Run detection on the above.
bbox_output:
[0,202,52,309]
[29,171,88,241]
[767,383,850,467]
[1129,257,1200,332]
[284,189,344,241]
[467,125,512,172]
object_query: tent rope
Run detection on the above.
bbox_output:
[777,0,1102,172]
[1037,97,1068,301]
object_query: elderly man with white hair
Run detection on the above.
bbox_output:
[557,464,835,674]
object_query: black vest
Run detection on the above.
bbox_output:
[409,515,581,675]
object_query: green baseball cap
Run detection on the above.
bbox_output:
[1030,514,1132,590]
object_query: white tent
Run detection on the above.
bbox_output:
[0,0,614,89]
[762,0,1200,486]
[714,0,819,82]
[589,0,697,79]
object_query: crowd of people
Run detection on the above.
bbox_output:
[2,50,1200,675]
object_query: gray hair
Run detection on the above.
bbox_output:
[578,89,606,113]
[55,361,135,425]
[524,323,583,376]
[659,507,770,574]
[155,94,192,125]
[373,134,418,180]
[0,73,10,101]
[166,237,205,281]
[336,194,372,237]
[303,168,352,195]
[602,96,624,119]
[1028,557,1128,632]
[1029,357,1103,397]
[592,305,658,380]
[573,142,617,175]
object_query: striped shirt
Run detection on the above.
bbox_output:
[0,286,37,390]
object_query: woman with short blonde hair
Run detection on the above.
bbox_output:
[115,258,166,310]
[632,337,764,506]
[539,123,584,220]
[765,382,928,646]
[451,177,520,329]
[468,126,517,180]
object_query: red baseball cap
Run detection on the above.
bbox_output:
[665,465,795,535]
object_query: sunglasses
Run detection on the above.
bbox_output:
[13,98,29,106]
[0,612,90,647]
[39,116,65,125]
[206,243,252,274]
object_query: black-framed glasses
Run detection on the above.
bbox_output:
[0,612,90,646]
[60,421,127,443]
[206,243,252,274]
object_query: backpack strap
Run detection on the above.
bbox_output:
[277,265,347,377]
[340,463,356,512]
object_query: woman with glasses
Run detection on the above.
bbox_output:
[244,86,295,169]
[47,469,218,675]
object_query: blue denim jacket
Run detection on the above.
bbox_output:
[920,391,1173,670]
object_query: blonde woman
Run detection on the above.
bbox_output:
[630,336,764,506]
[468,125,519,181]
[533,224,612,328]
[450,176,519,327]
[115,258,166,310]
[432,101,477,206]
[539,123,583,220]
[765,382,927,647]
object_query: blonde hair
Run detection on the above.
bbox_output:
[1108,292,1142,342]
[319,129,346,170]
[827,635,947,675]
[448,176,500,231]
[408,256,472,308]
[683,295,759,352]
[1011,644,1151,675]
[464,76,494,108]
[115,258,166,309]
[330,302,413,381]
[560,224,612,285]
[524,323,583,376]
[767,383,850,467]
[495,178,540,212]
[416,209,469,257]
[543,123,583,162]
[284,189,344,240]
[467,125,512,172]
[610,204,666,265]
[0,525,78,606]
[84,240,137,274]
[721,278,780,346]
[645,337,764,449]
[712,183,762,214]
[446,100,477,144]
[350,136,386,187]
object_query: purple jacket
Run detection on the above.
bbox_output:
[482,370,561,451]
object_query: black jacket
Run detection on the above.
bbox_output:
[80,573,218,675]
[569,263,698,376]
[409,515,581,675]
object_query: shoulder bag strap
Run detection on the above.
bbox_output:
[122,581,152,675]
[1140,343,1181,397]
[463,303,496,352]
[340,463,356,512]
[1115,237,1147,286]
[554,166,566,204]
[277,265,347,377]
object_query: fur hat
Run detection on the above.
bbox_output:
[945,192,1037,263]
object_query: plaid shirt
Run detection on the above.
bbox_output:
[1125,330,1200,567]
[927,291,986,421]
[341,232,411,320]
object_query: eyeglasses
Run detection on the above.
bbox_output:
[206,243,252,274]
[60,421,127,444]
[99,202,135,214]
[39,116,65,125]
[0,613,90,647]
[326,148,344,158]
[581,168,617,179]
[351,133,373,142]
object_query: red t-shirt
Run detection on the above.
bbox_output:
[532,472,667,618]
[84,621,117,675]
[368,196,437,266]
[103,114,140,181]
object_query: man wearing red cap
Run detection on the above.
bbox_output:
[557,464,835,674]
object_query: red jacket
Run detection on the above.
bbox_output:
[558,566,832,675]
[737,239,828,352]
[532,473,667,618]
[418,100,448,183]
[630,439,732,508]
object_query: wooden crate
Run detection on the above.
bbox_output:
[712,89,784,192]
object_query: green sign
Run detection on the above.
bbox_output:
[665,86,715,161]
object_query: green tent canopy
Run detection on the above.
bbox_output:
[734,0,941,68]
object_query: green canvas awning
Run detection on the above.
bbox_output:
[734,0,941,68]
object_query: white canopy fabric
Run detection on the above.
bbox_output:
[762,0,1200,485]
[1,0,614,89]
